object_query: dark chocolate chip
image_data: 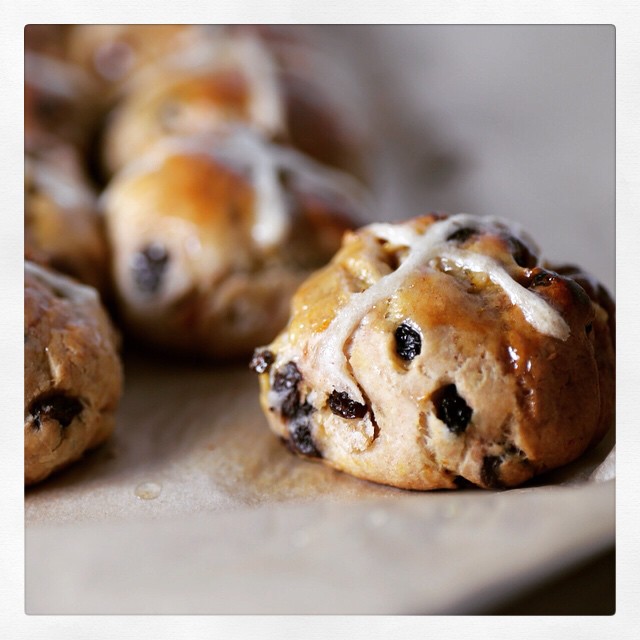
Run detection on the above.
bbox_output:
[131,243,169,294]
[585,322,593,335]
[509,237,537,268]
[480,455,504,489]
[273,362,303,418]
[288,402,321,457]
[328,390,368,420]
[249,349,275,374]
[394,322,422,361]
[433,384,473,435]
[29,393,83,430]
[446,227,477,243]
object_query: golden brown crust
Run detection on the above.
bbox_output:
[101,69,253,176]
[24,262,123,485]
[102,134,365,359]
[254,213,615,490]
[545,262,616,445]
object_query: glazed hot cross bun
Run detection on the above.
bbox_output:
[101,128,371,359]
[252,213,615,490]
[99,28,365,178]
[24,261,123,485]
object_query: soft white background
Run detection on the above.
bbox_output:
[2,0,639,638]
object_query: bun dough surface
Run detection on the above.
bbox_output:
[25,146,109,294]
[253,213,615,490]
[102,129,370,359]
[24,262,123,485]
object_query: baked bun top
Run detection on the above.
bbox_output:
[256,213,614,489]
[102,129,371,342]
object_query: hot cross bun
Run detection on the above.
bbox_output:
[102,129,370,359]
[24,261,123,485]
[252,213,615,490]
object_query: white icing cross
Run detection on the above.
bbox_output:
[211,128,370,249]
[306,213,570,403]
[106,129,370,252]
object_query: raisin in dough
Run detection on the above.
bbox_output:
[252,213,615,490]
[24,262,123,485]
[102,129,370,359]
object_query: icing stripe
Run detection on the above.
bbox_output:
[306,214,569,402]
[103,129,370,251]
[438,247,570,340]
